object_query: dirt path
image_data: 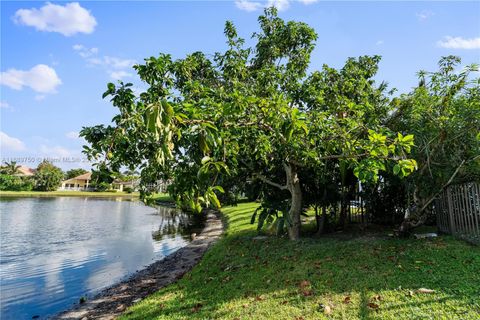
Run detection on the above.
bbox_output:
[54,211,223,320]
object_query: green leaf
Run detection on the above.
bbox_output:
[201,156,211,164]
[199,134,210,154]
[393,164,400,175]
[403,134,414,144]
[212,185,225,193]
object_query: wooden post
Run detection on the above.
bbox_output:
[447,187,455,235]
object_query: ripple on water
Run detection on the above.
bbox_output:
[0,197,193,320]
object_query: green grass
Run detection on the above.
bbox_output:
[150,193,174,203]
[121,202,480,320]
[0,190,140,197]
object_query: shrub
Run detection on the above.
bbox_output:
[0,174,34,191]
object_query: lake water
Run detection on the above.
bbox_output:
[0,197,193,320]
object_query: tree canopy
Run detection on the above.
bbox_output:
[82,8,420,240]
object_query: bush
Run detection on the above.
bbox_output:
[93,182,111,191]
[123,186,133,193]
[0,174,34,191]
[34,161,63,191]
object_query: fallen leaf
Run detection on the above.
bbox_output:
[319,303,332,314]
[416,288,435,294]
[372,295,383,301]
[255,295,265,301]
[324,305,332,314]
[302,290,313,297]
[280,300,288,305]
[299,280,311,289]
[367,302,379,309]
[343,296,351,304]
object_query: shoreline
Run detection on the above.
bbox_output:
[53,210,224,320]
[0,191,139,198]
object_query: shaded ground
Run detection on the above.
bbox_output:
[122,202,480,320]
[54,211,223,320]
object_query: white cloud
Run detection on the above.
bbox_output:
[35,94,46,101]
[235,0,263,12]
[14,2,97,36]
[103,56,136,69]
[0,131,26,151]
[298,0,318,4]
[416,10,434,21]
[109,70,132,80]
[437,36,480,50]
[376,40,384,46]
[73,44,98,58]
[236,0,316,12]
[267,0,290,11]
[73,45,136,80]
[66,131,79,139]
[0,64,62,94]
[39,145,75,158]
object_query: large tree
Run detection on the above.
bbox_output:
[81,8,415,240]
[34,161,64,191]
[390,56,480,234]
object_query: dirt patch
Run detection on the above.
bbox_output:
[53,210,223,320]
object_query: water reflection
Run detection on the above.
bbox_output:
[0,197,193,320]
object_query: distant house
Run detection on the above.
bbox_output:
[60,172,92,191]
[15,166,36,176]
[112,179,139,192]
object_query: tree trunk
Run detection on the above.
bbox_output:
[315,205,327,236]
[284,163,302,240]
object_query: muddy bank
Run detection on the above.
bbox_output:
[54,211,223,320]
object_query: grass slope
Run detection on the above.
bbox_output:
[122,202,480,320]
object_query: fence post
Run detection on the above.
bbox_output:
[447,187,456,235]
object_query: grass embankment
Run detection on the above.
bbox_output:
[122,202,480,320]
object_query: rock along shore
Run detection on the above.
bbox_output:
[54,210,223,320]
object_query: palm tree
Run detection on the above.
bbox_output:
[0,161,21,175]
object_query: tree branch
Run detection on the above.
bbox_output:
[419,159,466,213]
[253,173,288,190]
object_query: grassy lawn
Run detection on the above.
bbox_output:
[0,190,140,197]
[121,202,480,320]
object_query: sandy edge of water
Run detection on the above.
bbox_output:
[53,210,224,320]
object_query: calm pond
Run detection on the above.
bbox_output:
[0,196,194,320]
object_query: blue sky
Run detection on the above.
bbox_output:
[1,1,479,170]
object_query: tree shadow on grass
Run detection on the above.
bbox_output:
[122,205,480,320]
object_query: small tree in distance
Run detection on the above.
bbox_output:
[34,160,64,191]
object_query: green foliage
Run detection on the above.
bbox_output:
[0,174,34,191]
[81,9,415,238]
[65,168,88,179]
[123,186,134,193]
[0,161,21,175]
[33,161,64,191]
[390,56,480,228]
